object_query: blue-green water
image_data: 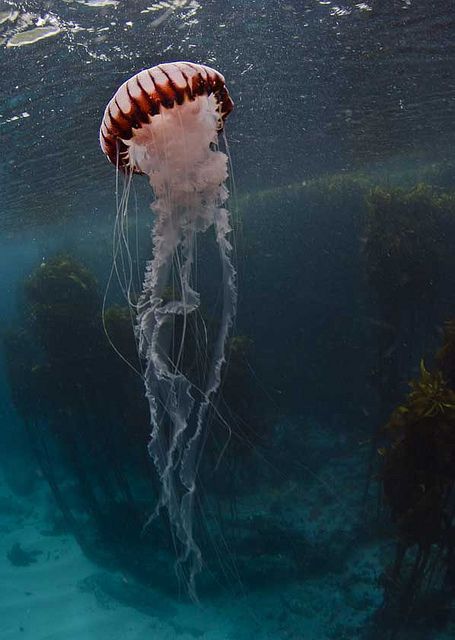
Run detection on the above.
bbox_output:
[1,2,455,639]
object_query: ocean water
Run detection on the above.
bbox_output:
[1,1,455,639]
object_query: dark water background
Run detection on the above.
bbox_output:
[1,1,455,639]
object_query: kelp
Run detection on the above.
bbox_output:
[363,183,455,417]
[4,255,153,565]
[379,351,455,636]
[362,185,455,516]
[364,184,455,313]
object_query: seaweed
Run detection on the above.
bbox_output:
[361,185,455,516]
[3,254,154,572]
[363,184,455,407]
[379,352,455,636]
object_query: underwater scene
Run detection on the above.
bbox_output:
[1,1,455,639]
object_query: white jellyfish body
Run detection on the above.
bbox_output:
[99,62,236,595]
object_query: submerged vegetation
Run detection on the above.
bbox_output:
[364,184,455,408]
[379,324,455,635]
[4,255,153,569]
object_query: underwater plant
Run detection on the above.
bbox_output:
[3,255,155,560]
[363,184,452,406]
[379,355,455,634]
[24,254,99,356]
[99,62,235,595]
[365,184,450,312]
[361,184,455,523]
[435,318,455,390]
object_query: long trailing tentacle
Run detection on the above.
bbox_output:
[139,195,236,598]
[139,212,199,545]
[178,205,237,595]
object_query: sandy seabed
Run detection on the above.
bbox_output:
[3,417,450,640]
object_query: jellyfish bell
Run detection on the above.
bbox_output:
[99,62,236,596]
[100,62,233,169]
[99,64,233,220]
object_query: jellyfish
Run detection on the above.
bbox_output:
[99,62,235,594]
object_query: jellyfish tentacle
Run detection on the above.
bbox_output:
[141,202,236,591]
[178,205,237,591]
[140,213,204,559]
[140,215,194,515]
[180,205,236,486]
